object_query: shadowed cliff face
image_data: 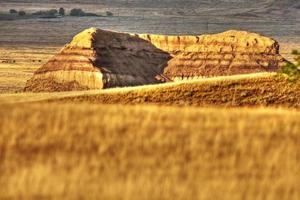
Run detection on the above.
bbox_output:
[90,30,172,88]
[25,28,286,92]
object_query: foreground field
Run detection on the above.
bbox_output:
[0,103,299,199]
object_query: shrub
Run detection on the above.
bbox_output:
[84,12,99,16]
[280,50,300,82]
[70,8,85,16]
[69,8,98,17]
[59,7,65,16]
[47,9,58,16]
[18,11,26,16]
[9,9,17,14]
[32,9,57,16]
[106,11,113,16]
[32,9,58,17]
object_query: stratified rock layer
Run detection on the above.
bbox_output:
[25,28,286,92]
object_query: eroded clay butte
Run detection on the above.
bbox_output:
[25,28,286,92]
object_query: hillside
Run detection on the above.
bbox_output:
[0,73,299,108]
[43,73,300,108]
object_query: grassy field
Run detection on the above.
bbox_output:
[0,103,299,199]
[0,46,59,93]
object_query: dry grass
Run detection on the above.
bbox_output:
[0,102,299,199]
[1,72,300,108]
[39,73,300,108]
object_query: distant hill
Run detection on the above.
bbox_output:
[1,0,298,8]
[1,0,298,11]
[108,0,299,8]
[268,0,299,6]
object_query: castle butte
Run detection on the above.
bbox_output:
[25,28,286,92]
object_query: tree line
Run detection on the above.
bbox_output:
[9,8,114,17]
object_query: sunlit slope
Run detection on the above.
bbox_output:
[0,103,299,199]
[44,73,300,108]
[1,73,300,107]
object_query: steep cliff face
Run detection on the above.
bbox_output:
[25,28,286,92]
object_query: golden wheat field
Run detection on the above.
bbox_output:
[0,1,300,199]
[0,103,299,200]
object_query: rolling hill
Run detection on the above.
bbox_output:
[0,72,299,108]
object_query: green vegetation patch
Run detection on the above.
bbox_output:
[279,50,300,82]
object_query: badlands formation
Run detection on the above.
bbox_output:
[25,28,286,92]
